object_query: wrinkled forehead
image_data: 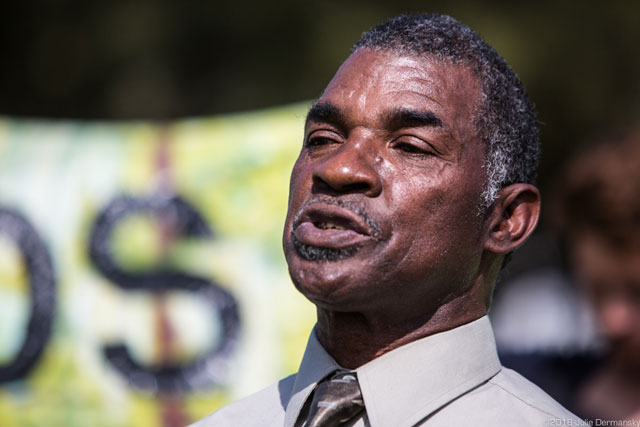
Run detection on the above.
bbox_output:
[331,50,479,94]
[325,50,480,115]
[315,49,483,145]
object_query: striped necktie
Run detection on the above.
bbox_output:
[303,370,365,427]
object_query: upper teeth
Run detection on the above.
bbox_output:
[318,222,346,230]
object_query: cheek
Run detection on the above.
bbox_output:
[395,175,484,264]
[384,176,453,260]
[384,162,445,205]
[284,160,308,233]
[288,159,310,203]
[392,171,475,227]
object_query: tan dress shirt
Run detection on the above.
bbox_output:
[192,316,583,426]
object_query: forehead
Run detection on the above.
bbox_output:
[318,49,482,130]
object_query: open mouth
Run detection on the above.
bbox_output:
[290,200,380,261]
[315,221,348,231]
[293,218,369,249]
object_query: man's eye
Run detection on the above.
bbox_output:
[306,136,336,147]
[394,142,431,155]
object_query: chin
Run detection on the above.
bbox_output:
[286,250,366,307]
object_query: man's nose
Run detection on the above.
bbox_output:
[311,139,382,197]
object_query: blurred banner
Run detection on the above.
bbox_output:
[0,104,316,426]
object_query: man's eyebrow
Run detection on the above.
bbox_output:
[305,103,443,132]
[383,108,443,130]
[305,102,345,128]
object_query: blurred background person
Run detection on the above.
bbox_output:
[550,125,640,421]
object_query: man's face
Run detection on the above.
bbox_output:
[283,49,490,320]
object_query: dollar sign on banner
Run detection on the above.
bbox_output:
[0,208,56,383]
[88,194,241,393]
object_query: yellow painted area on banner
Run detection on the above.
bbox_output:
[0,235,26,291]
[0,103,317,426]
[0,238,28,365]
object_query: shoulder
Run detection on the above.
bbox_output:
[189,374,297,427]
[428,368,583,426]
[486,368,581,421]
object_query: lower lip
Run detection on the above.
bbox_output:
[293,221,370,249]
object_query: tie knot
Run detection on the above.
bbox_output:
[303,370,365,427]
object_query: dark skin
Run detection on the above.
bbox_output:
[283,49,540,369]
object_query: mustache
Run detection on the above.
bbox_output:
[292,196,382,238]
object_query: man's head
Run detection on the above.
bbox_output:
[283,14,540,329]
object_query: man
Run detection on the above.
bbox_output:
[194,13,580,426]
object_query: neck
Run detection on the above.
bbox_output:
[315,292,488,369]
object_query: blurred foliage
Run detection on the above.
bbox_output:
[1,0,639,210]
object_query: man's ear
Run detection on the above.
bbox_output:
[484,183,540,254]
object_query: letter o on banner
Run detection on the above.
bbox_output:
[0,208,56,383]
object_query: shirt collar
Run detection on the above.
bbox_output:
[284,326,341,427]
[284,316,501,427]
[356,316,501,427]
